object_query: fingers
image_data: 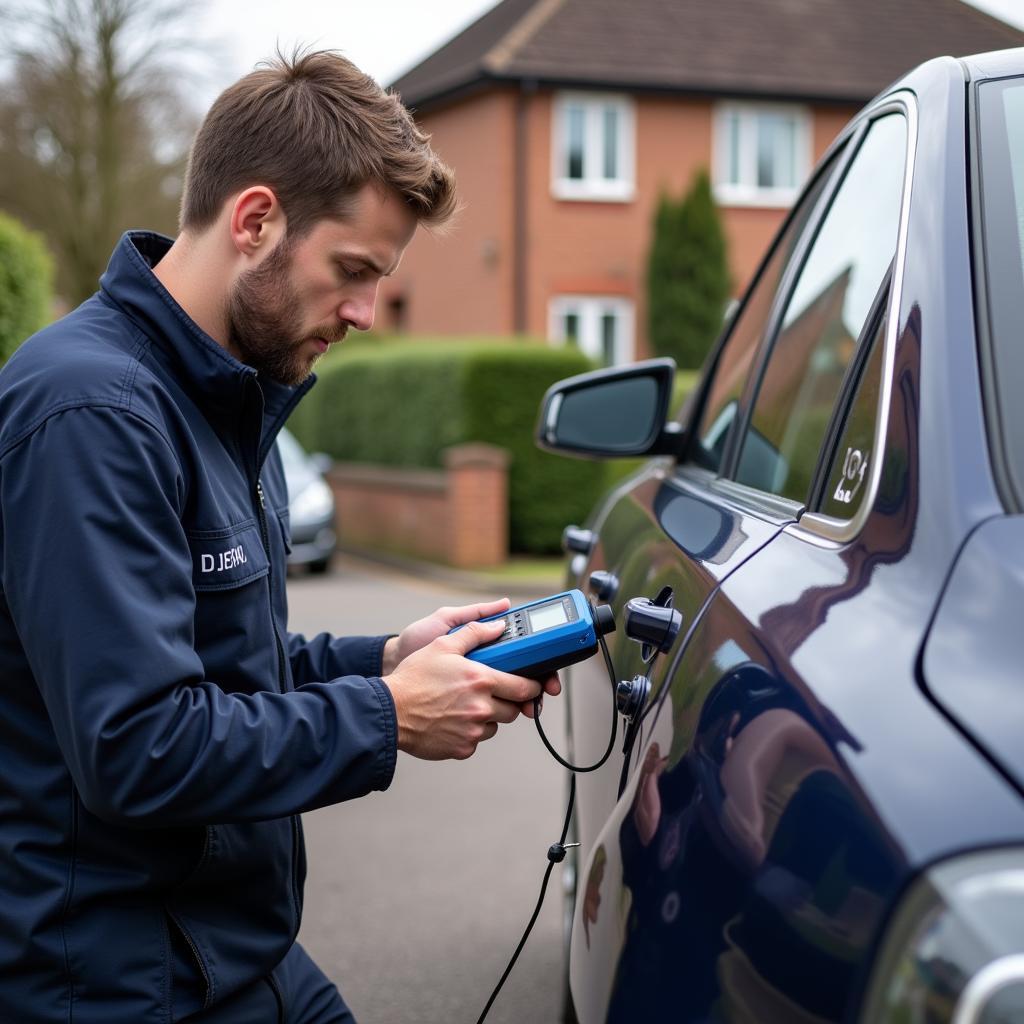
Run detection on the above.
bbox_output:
[441,597,511,628]
[391,624,555,760]
[444,616,506,656]
[469,597,511,619]
[488,697,523,725]
[518,673,560,718]
[519,697,541,720]
[542,673,561,697]
[488,669,543,705]
[451,721,500,761]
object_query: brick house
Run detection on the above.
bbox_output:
[383,0,1022,364]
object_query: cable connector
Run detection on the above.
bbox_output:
[547,841,580,864]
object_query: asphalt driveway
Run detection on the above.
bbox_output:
[289,555,569,1024]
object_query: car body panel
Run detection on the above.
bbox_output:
[564,464,791,869]
[561,51,1024,1024]
[923,515,1024,794]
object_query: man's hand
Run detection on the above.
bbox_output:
[517,671,561,719]
[381,598,513,674]
[383,617,546,760]
[381,598,561,720]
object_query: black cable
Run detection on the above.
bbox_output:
[475,625,620,1022]
[532,624,618,773]
[474,774,576,1024]
[617,713,641,797]
[619,717,645,798]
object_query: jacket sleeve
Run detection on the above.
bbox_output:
[0,405,397,827]
[286,631,394,688]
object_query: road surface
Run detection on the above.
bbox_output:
[289,556,572,1024]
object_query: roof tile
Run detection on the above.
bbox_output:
[391,0,1024,107]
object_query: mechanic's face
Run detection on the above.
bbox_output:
[227,183,418,386]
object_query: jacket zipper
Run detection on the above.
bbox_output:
[166,911,213,1010]
[255,477,302,928]
[266,969,286,1023]
[255,479,287,693]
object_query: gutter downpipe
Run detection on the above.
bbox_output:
[513,79,537,334]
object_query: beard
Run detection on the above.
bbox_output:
[226,237,343,387]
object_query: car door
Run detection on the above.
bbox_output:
[567,98,919,1023]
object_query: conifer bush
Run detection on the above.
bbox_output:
[647,170,730,369]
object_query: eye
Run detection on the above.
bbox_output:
[333,258,364,282]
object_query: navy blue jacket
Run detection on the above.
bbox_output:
[0,232,398,1022]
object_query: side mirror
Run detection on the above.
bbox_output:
[536,358,685,459]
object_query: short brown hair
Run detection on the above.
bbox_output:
[180,49,457,235]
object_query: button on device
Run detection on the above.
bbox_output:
[454,589,616,677]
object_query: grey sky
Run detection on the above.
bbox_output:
[191,0,501,105]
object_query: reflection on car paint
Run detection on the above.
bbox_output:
[595,646,898,1023]
[563,55,1024,1024]
[655,489,750,564]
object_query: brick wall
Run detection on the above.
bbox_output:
[385,89,859,354]
[380,89,518,336]
[325,443,509,568]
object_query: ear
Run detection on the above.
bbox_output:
[229,186,286,257]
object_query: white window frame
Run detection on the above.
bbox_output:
[548,295,635,365]
[713,101,812,207]
[551,92,636,202]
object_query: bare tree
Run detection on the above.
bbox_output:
[0,0,210,303]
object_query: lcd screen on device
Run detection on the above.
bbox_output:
[528,603,568,632]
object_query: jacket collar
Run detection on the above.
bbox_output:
[99,231,315,460]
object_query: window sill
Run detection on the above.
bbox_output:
[713,184,799,209]
[552,180,635,203]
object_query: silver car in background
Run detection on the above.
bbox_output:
[277,427,337,574]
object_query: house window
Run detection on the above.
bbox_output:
[714,102,811,207]
[552,93,635,201]
[549,296,634,365]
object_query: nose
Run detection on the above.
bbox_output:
[339,282,378,333]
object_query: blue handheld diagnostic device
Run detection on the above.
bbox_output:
[452,589,615,678]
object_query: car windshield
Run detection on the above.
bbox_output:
[978,76,1024,507]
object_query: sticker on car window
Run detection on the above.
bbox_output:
[833,447,870,505]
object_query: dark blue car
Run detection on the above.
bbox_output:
[539,49,1024,1023]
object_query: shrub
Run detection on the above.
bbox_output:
[647,170,730,369]
[0,213,53,365]
[290,340,609,554]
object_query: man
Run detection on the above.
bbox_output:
[0,51,558,1023]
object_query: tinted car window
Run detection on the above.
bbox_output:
[694,152,842,472]
[735,113,907,502]
[817,310,886,519]
[978,77,1024,507]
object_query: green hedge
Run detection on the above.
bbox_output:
[0,213,53,366]
[288,340,610,554]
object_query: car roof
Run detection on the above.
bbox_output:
[960,45,1024,81]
